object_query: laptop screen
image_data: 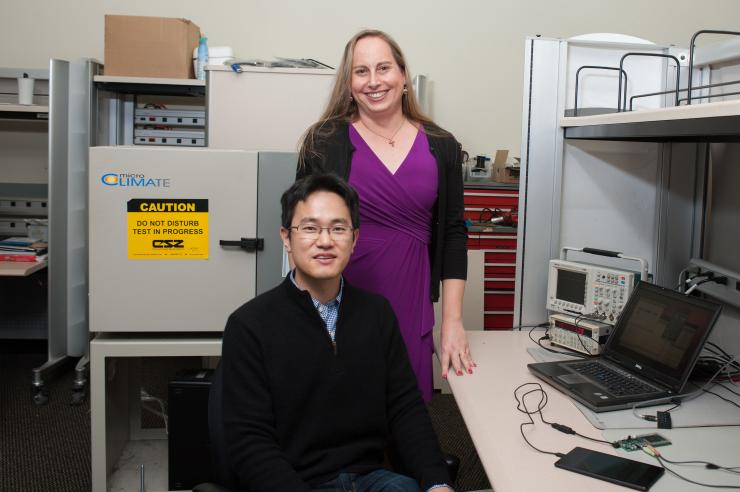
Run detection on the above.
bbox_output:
[604,282,722,391]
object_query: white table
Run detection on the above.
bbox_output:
[441,331,740,491]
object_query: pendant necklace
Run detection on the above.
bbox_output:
[359,118,406,147]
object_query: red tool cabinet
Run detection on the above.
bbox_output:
[464,185,519,330]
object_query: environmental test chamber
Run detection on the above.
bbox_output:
[89,146,295,333]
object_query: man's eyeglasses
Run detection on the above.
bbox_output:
[289,224,355,241]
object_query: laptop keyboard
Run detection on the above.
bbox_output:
[570,361,659,396]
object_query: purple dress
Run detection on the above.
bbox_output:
[345,125,438,401]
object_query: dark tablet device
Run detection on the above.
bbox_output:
[555,447,664,491]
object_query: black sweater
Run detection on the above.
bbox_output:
[221,276,451,491]
[297,120,468,302]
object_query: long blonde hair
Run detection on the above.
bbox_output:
[299,29,443,166]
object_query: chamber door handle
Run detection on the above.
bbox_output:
[219,238,264,252]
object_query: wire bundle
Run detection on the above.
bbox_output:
[514,382,740,488]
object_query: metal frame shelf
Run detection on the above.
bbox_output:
[561,99,740,142]
[563,29,740,142]
[93,75,206,97]
[0,103,49,120]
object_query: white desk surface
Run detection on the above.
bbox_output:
[443,331,740,492]
[0,259,47,276]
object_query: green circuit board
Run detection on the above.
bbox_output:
[616,433,672,452]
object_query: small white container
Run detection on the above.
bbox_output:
[18,75,35,105]
[193,46,234,73]
[25,220,48,241]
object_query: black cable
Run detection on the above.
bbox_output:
[704,347,738,363]
[518,322,549,332]
[707,341,733,358]
[477,207,496,223]
[678,272,711,291]
[664,401,682,413]
[514,383,565,458]
[701,352,740,368]
[698,354,740,378]
[528,325,588,359]
[573,314,595,355]
[705,343,740,372]
[514,383,615,453]
[527,324,549,345]
[654,455,740,489]
[659,456,740,476]
[548,422,616,446]
[538,335,588,359]
[685,276,729,296]
[514,381,740,486]
[718,383,740,399]
[703,388,740,409]
[636,399,682,422]
[526,384,614,447]
[697,276,728,287]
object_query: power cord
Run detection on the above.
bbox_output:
[571,313,609,355]
[140,389,169,435]
[528,325,589,359]
[517,322,549,332]
[516,382,740,487]
[641,445,740,489]
[514,382,566,458]
[660,454,740,475]
[514,382,615,459]
[685,276,728,295]
[705,342,740,376]
[631,355,739,426]
[702,385,740,410]
[676,270,711,291]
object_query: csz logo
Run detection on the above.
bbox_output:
[152,239,184,249]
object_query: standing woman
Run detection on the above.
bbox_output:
[298,30,473,401]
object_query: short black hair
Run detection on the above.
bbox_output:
[281,174,360,229]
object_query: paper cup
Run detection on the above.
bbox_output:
[18,77,35,105]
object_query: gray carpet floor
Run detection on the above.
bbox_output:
[0,345,490,492]
[0,345,91,492]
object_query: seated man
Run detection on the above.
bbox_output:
[221,174,453,492]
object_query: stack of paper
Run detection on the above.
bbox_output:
[0,237,48,262]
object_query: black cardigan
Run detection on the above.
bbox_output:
[297,120,467,302]
[221,276,451,491]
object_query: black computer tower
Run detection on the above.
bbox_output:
[168,368,214,490]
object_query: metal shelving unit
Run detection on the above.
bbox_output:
[515,31,740,332]
[0,60,94,404]
[93,75,206,147]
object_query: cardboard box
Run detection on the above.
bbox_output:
[492,149,520,184]
[105,15,201,79]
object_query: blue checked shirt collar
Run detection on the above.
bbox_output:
[290,270,343,342]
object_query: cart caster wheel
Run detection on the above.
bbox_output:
[32,387,49,406]
[71,388,87,406]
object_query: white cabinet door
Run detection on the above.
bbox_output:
[89,146,258,332]
[207,66,334,151]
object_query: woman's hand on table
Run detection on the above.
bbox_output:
[440,318,475,379]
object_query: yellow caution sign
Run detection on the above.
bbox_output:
[127,199,208,259]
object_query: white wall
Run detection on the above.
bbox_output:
[2,0,739,155]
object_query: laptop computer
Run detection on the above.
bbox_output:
[528,282,723,412]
